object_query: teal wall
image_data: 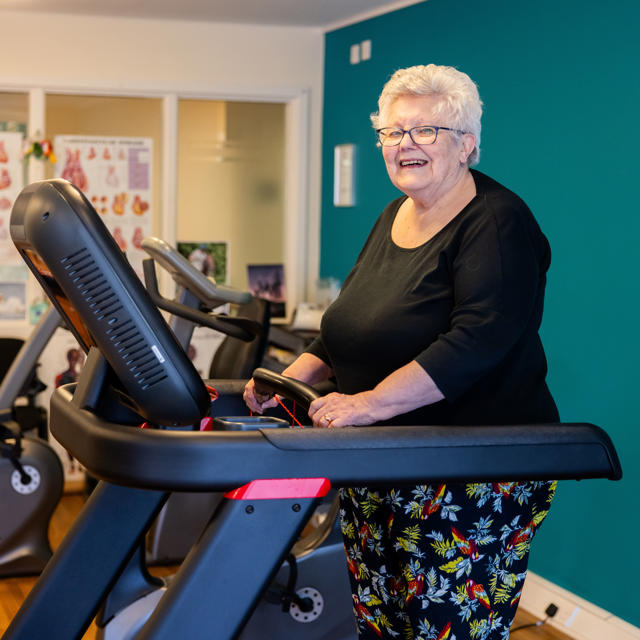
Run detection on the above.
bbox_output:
[322,0,639,627]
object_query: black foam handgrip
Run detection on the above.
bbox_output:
[252,368,320,410]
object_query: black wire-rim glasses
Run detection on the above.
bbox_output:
[376,125,466,147]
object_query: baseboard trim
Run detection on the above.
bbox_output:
[520,572,639,640]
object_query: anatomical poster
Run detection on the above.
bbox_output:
[54,135,153,278]
[0,131,27,320]
[35,326,88,484]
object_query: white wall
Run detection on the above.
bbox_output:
[0,10,323,95]
[0,9,324,321]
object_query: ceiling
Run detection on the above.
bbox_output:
[0,0,426,29]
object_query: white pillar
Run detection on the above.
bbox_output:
[159,93,179,298]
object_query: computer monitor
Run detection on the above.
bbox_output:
[10,179,210,426]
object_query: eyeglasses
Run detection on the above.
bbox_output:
[376,125,466,147]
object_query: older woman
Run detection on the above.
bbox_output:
[245,64,558,639]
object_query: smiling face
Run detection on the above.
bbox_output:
[380,95,475,206]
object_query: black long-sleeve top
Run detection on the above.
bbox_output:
[307,170,559,426]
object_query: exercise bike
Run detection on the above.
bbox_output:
[2,179,622,640]
[0,307,64,577]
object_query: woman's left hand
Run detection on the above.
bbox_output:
[308,391,378,428]
[306,361,444,428]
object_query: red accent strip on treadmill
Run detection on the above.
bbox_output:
[224,478,331,500]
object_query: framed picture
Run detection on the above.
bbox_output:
[177,242,227,284]
[247,263,286,319]
[0,281,26,320]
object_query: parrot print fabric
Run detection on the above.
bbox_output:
[339,481,556,640]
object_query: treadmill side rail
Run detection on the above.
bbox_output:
[50,386,622,490]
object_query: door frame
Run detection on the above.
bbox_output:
[21,83,312,318]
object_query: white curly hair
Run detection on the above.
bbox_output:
[371,64,483,165]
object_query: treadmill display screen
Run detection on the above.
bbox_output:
[24,248,94,351]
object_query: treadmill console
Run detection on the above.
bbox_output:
[10,179,210,426]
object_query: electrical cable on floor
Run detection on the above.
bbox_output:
[511,603,558,634]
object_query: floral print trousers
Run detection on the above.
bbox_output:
[339,481,556,640]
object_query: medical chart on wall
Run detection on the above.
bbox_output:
[0,131,27,321]
[35,326,88,483]
[54,135,153,278]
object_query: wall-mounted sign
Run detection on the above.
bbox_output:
[333,143,355,207]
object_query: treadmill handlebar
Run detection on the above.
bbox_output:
[140,236,251,308]
[142,259,259,342]
[252,368,321,410]
[49,384,623,492]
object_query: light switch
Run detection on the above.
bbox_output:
[350,44,360,65]
[361,40,371,61]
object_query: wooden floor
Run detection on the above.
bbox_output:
[1,494,574,639]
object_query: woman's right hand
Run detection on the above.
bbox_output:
[243,353,333,415]
[243,377,279,414]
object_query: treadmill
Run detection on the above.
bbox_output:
[2,179,622,640]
